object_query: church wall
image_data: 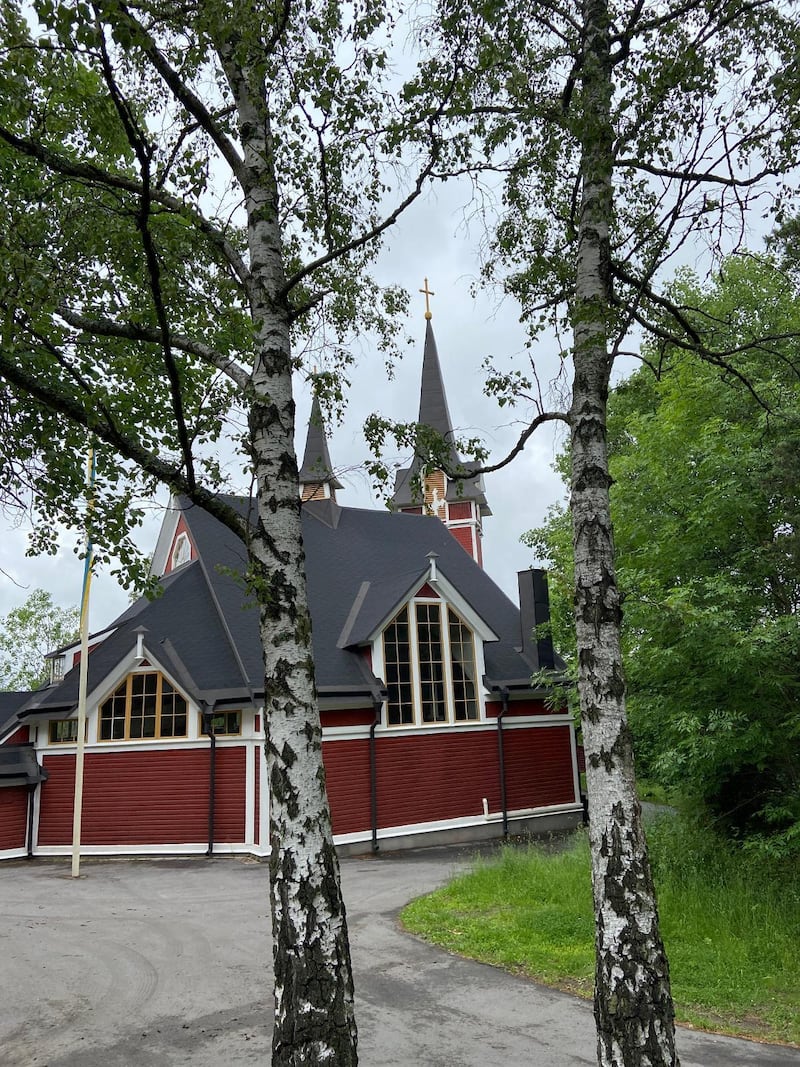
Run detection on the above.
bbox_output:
[0,787,28,852]
[4,726,30,745]
[38,746,246,846]
[322,721,578,838]
[320,737,373,834]
[485,698,555,718]
[448,524,477,560]
[319,709,375,729]
[448,501,472,520]
[502,726,578,810]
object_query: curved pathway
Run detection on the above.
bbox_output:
[0,850,797,1065]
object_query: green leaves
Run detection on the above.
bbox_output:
[0,589,79,690]
[530,253,800,851]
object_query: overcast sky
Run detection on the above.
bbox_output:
[0,177,590,632]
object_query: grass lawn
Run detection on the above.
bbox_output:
[401,817,800,1045]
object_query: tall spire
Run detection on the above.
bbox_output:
[417,319,459,470]
[390,289,491,566]
[299,395,342,503]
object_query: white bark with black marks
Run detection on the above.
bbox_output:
[571,1,678,1064]
[217,31,358,1067]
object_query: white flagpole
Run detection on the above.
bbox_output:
[71,448,95,879]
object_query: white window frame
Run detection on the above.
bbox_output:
[97,668,189,742]
[171,531,192,570]
[378,597,485,727]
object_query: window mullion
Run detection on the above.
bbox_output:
[125,676,133,741]
[441,604,456,724]
[155,673,162,739]
[408,601,422,726]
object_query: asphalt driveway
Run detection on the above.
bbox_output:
[0,849,797,1066]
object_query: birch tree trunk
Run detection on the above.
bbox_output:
[219,38,358,1067]
[570,2,679,1064]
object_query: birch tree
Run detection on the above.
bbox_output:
[534,254,800,854]
[382,2,800,1064]
[0,2,446,1062]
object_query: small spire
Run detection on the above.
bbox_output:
[299,395,342,502]
[419,277,435,321]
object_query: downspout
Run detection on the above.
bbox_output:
[201,706,216,856]
[497,687,510,840]
[26,783,36,860]
[369,687,386,854]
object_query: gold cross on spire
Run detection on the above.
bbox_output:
[419,277,435,320]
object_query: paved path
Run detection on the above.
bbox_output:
[0,849,797,1065]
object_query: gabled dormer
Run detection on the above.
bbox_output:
[390,293,491,566]
[299,395,343,503]
[336,549,498,728]
[150,503,198,579]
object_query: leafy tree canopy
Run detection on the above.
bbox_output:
[0,0,436,586]
[0,589,79,689]
[529,253,800,853]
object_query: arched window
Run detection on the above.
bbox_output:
[383,602,479,726]
[99,671,188,741]
[170,532,192,570]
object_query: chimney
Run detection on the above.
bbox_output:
[517,568,555,671]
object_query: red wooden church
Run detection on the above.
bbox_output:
[0,318,582,860]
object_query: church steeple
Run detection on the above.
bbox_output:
[390,286,491,566]
[299,395,343,503]
[417,320,461,471]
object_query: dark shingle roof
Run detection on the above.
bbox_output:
[0,692,36,741]
[4,493,554,725]
[0,743,47,785]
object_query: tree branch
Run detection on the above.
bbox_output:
[282,142,441,299]
[0,345,248,541]
[110,0,246,183]
[616,157,777,188]
[611,263,800,407]
[446,409,570,478]
[56,306,251,390]
[0,124,252,291]
[95,20,197,494]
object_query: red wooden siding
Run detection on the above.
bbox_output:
[4,726,29,744]
[322,740,373,834]
[503,727,577,810]
[485,699,552,718]
[448,526,474,557]
[0,787,28,850]
[320,709,375,729]
[415,582,439,599]
[39,746,246,845]
[323,724,576,835]
[213,748,247,841]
